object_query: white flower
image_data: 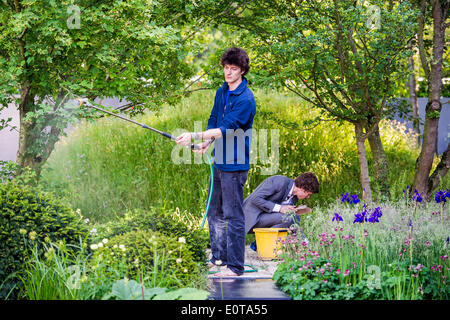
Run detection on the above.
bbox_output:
[90,228,97,236]
[76,208,81,215]
[183,268,188,273]
[90,244,98,250]
[176,258,182,264]
[84,218,90,224]
[97,242,104,248]
[102,238,108,244]
[113,244,118,249]
[28,231,37,241]
[178,237,186,244]
[119,244,126,251]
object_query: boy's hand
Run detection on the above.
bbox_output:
[176,132,192,146]
[193,140,211,154]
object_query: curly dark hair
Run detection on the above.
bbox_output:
[220,47,250,76]
[294,172,319,194]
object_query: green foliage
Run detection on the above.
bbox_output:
[0,182,89,298]
[227,0,418,121]
[96,207,209,263]
[273,255,382,300]
[0,160,18,183]
[0,0,210,171]
[90,229,204,288]
[104,278,209,300]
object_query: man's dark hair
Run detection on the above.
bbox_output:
[295,172,319,194]
[220,47,250,76]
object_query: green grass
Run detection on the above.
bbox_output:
[40,89,450,223]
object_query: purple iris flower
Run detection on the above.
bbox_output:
[435,191,447,203]
[350,194,360,204]
[341,193,360,205]
[341,193,350,203]
[353,205,368,224]
[412,189,423,203]
[332,213,343,222]
[367,207,383,223]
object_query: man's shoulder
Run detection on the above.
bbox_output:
[264,175,293,185]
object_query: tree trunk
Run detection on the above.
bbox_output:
[413,0,447,198]
[355,123,372,204]
[16,91,66,178]
[16,84,39,175]
[413,99,441,196]
[16,103,44,177]
[367,124,390,200]
[427,144,450,198]
[407,45,421,147]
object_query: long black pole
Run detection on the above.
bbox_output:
[77,99,199,150]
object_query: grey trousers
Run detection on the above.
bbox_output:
[253,212,307,239]
[253,212,300,229]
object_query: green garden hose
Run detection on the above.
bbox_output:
[200,153,214,229]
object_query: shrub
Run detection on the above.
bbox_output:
[90,229,203,288]
[0,182,89,299]
[95,207,209,263]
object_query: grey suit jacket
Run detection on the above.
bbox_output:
[243,175,298,234]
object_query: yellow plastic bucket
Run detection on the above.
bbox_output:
[253,228,288,260]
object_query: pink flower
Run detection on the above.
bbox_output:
[343,269,350,277]
[424,241,432,246]
[336,269,341,274]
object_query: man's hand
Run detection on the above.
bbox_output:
[280,205,297,213]
[176,132,192,146]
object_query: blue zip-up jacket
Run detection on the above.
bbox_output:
[206,77,256,172]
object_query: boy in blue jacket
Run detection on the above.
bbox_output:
[176,47,256,276]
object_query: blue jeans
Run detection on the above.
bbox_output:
[207,166,248,275]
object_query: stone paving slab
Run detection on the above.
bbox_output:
[207,278,290,300]
[206,245,289,300]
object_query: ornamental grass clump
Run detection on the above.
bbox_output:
[275,196,449,300]
[0,182,89,299]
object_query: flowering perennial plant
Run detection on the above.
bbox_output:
[274,198,449,300]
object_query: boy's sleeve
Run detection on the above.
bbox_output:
[206,92,219,130]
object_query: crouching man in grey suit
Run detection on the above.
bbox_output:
[244,172,319,238]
